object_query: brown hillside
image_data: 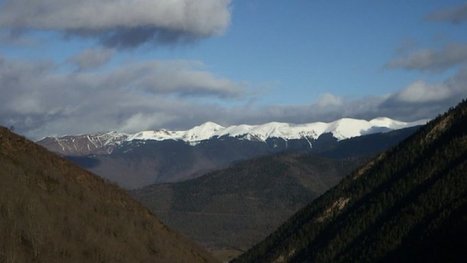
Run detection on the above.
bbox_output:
[0,127,217,263]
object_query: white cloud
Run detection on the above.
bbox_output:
[123,61,244,98]
[0,56,245,138]
[316,93,343,108]
[393,80,451,103]
[0,0,232,48]
[119,112,176,132]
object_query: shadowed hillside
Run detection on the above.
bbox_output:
[132,153,362,261]
[0,127,217,263]
[235,100,467,263]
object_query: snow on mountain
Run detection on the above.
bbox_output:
[124,117,428,144]
[41,117,429,151]
[127,122,225,144]
[181,122,225,142]
[39,131,130,155]
[127,130,183,142]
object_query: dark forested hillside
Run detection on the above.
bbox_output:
[235,99,467,263]
[130,127,418,261]
[132,153,362,261]
[0,127,216,263]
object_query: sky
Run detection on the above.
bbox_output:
[0,0,466,138]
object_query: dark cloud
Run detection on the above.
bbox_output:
[0,0,231,48]
[69,48,114,70]
[386,43,467,72]
[427,3,467,24]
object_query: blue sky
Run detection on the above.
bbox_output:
[0,0,466,137]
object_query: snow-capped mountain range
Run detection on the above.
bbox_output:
[39,117,428,155]
[37,117,429,187]
[127,117,427,143]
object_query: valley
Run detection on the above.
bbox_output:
[36,118,424,261]
[2,1,465,261]
[131,153,362,260]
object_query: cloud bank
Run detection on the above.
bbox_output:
[0,0,232,48]
[0,56,246,138]
[1,54,465,139]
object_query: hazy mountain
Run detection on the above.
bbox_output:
[38,118,424,189]
[66,137,306,189]
[0,127,217,263]
[131,153,363,261]
[235,100,467,263]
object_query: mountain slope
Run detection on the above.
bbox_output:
[0,127,216,263]
[37,118,424,189]
[53,127,419,189]
[235,100,467,263]
[69,138,297,188]
[131,153,363,261]
[38,131,129,155]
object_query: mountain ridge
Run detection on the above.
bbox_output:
[42,126,422,189]
[38,117,428,156]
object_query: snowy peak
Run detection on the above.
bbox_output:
[127,130,182,142]
[182,122,225,142]
[38,117,429,155]
[126,122,225,143]
[127,117,427,143]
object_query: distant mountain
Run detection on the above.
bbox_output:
[51,126,419,189]
[37,118,426,189]
[0,127,216,263]
[38,117,426,156]
[38,131,128,155]
[65,137,305,189]
[131,153,363,261]
[235,100,467,263]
